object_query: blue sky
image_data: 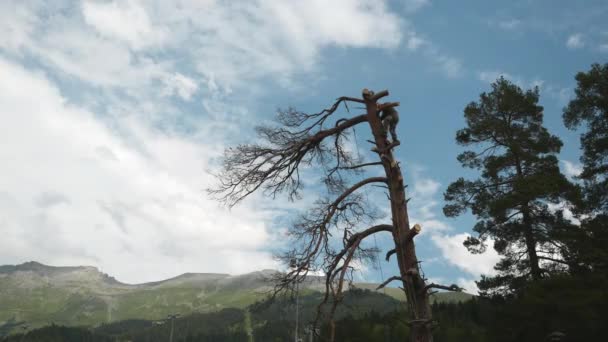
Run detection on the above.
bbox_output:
[0,0,606,293]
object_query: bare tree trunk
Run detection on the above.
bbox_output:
[211,87,439,341]
[363,90,433,342]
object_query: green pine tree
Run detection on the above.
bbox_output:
[443,77,576,295]
[563,63,608,212]
[562,63,608,273]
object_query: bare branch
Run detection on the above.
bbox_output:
[404,224,422,243]
[385,249,396,262]
[281,96,365,132]
[338,96,366,104]
[332,177,388,205]
[339,162,383,170]
[211,89,436,341]
[209,114,368,206]
[376,276,404,290]
[269,181,388,299]
[370,90,389,102]
[423,283,462,293]
[314,224,393,330]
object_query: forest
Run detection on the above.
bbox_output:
[1,290,604,341]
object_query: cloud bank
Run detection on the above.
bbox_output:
[0,0,405,283]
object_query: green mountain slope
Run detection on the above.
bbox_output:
[0,262,275,328]
[0,261,471,332]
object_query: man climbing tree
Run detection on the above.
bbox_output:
[443,77,577,295]
[209,89,455,342]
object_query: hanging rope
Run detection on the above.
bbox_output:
[351,124,386,294]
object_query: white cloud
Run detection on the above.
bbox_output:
[2,1,404,98]
[82,0,167,50]
[4,0,464,94]
[161,73,199,101]
[419,219,450,232]
[407,165,451,234]
[0,57,279,283]
[544,85,572,105]
[456,277,479,295]
[366,165,493,290]
[0,0,471,285]
[566,33,585,49]
[403,0,430,13]
[406,36,425,51]
[400,28,462,78]
[404,167,499,294]
[430,233,500,278]
[427,49,463,78]
[560,160,582,178]
[439,58,463,78]
[546,202,579,225]
[497,19,521,31]
[412,178,441,199]
[0,1,39,53]
[350,259,372,282]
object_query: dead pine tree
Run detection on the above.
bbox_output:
[209,88,459,342]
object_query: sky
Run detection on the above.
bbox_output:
[0,0,606,294]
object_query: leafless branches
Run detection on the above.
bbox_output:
[423,283,463,293]
[207,93,390,307]
[376,276,404,290]
[208,89,426,341]
[313,224,393,332]
[208,96,372,207]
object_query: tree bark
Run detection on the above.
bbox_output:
[362,90,433,342]
[522,206,542,280]
[514,155,542,280]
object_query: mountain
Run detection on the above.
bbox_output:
[0,261,286,329]
[0,261,471,332]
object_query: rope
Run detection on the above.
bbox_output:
[352,125,386,294]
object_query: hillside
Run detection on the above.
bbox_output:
[0,262,471,332]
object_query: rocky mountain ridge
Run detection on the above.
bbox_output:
[0,261,323,328]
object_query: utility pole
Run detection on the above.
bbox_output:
[295,279,300,342]
[290,258,306,342]
[166,314,180,342]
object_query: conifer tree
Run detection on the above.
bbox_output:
[562,63,608,272]
[444,77,575,295]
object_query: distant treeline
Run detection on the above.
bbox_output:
[2,285,606,341]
